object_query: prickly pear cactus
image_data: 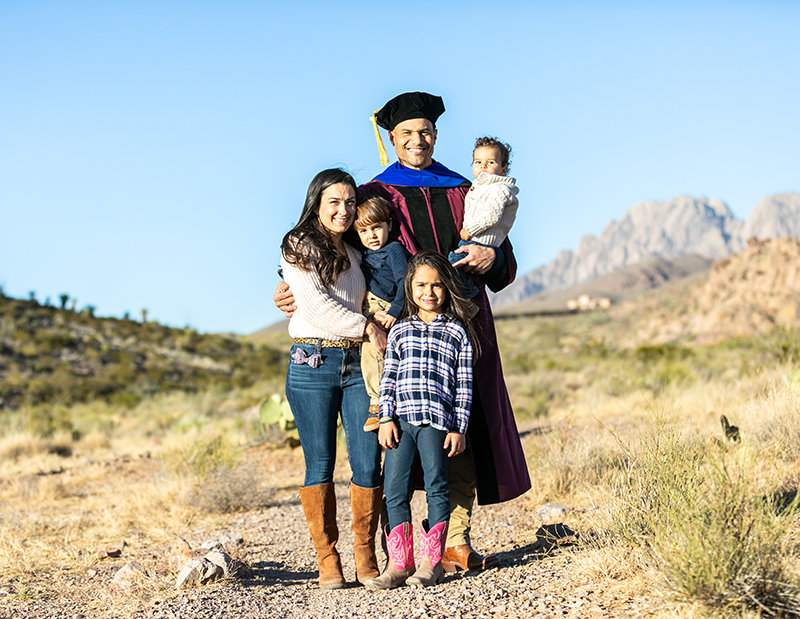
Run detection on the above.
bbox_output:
[258,394,300,447]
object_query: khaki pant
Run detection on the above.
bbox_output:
[361,292,391,407]
[446,445,476,547]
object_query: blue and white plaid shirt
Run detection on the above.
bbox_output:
[378,313,473,434]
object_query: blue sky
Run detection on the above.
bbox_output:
[2,1,798,333]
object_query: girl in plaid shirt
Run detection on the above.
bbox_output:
[365,250,480,590]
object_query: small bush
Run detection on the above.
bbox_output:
[604,371,635,397]
[605,420,800,615]
[749,381,800,462]
[643,362,694,394]
[165,434,270,513]
[0,432,48,461]
[183,461,272,513]
[635,343,693,363]
[169,435,239,480]
[758,326,800,365]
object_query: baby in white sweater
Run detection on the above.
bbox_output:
[449,136,519,298]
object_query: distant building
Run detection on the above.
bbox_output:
[567,294,611,310]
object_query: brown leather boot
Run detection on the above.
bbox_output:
[299,483,346,589]
[350,483,382,583]
[364,523,414,590]
[441,543,499,572]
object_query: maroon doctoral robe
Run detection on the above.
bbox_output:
[358,163,531,505]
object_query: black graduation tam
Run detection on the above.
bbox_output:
[374,91,445,130]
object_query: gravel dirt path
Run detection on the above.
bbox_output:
[1,425,655,618]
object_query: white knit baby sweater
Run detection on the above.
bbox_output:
[462,172,519,246]
[280,242,367,341]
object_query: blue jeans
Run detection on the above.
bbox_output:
[285,342,382,488]
[384,418,450,529]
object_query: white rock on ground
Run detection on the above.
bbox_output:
[536,502,570,522]
[111,561,148,589]
[175,557,224,589]
[204,549,244,577]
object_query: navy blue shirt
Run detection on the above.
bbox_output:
[362,241,408,318]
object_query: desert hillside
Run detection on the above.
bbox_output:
[0,294,285,414]
[632,237,800,344]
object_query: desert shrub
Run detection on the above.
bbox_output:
[506,352,539,374]
[604,371,636,397]
[642,361,694,395]
[605,420,800,615]
[758,326,800,365]
[523,388,554,419]
[166,434,269,513]
[509,372,564,419]
[9,404,75,437]
[609,422,705,541]
[169,435,239,479]
[0,432,48,460]
[577,338,611,358]
[183,461,272,513]
[108,391,142,408]
[749,380,800,462]
[634,343,693,363]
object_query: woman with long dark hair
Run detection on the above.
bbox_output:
[280,168,385,589]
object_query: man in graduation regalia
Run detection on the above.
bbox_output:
[359,91,531,572]
[275,92,530,572]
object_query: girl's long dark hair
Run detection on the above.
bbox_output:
[400,250,481,361]
[281,168,357,288]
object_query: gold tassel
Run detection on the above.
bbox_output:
[370,111,389,165]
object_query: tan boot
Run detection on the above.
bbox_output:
[364,522,414,590]
[406,519,447,587]
[350,483,382,584]
[299,483,346,589]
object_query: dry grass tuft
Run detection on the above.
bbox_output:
[80,429,111,451]
[0,432,48,461]
[165,432,273,513]
[593,417,800,615]
[747,379,800,462]
[529,422,627,500]
[183,461,273,513]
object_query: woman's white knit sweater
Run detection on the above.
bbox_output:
[280,242,367,341]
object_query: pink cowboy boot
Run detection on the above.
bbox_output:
[406,519,447,587]
[364,522,414,589]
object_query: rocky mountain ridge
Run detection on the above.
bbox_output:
[494,192,800,307]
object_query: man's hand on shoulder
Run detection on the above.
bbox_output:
[452,244,495,275]
[274,282,296,318]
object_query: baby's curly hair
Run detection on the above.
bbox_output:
[474,136,512,172]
